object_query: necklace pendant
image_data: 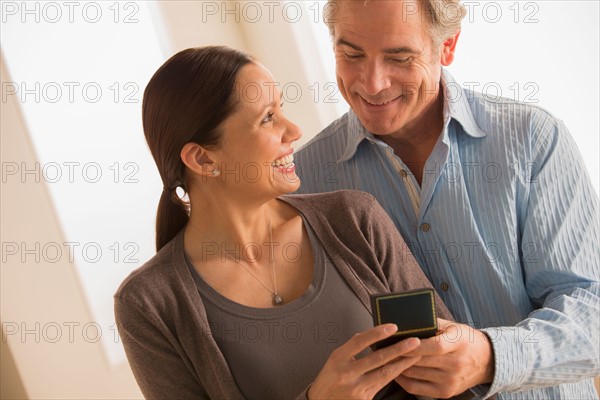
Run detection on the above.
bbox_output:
[272,292,284,305]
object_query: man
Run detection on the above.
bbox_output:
[294,0,600,398]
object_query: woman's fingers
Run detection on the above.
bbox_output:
[362,355,422,390]
[308,325,424,399]
[334,324,398,361]
[352,336,421,375]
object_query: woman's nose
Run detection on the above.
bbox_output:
[283,117,302,143]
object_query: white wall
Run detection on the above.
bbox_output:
[1,54,142,399]
[449,0,599,195]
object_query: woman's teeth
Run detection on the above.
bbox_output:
[272,154,294,168]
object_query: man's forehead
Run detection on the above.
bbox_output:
[333,1,429,50]
[334,0,429,34]
[334,0,428,20]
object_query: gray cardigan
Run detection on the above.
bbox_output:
[114,191,459,399]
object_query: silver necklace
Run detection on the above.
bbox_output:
[190,211,283,306]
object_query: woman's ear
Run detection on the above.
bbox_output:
[180,143,220,177]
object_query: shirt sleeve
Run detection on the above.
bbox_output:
[477,117,600,396]
[114,296,209,400]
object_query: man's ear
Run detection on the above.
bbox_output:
[180,142,220,177]
[440,30,460,66]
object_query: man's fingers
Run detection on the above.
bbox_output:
[406,354,448,368]
[395,375,441,398]
[404,324,466,357]
[400,364,445,381]
[396,372,467,399]
[435,318,455,330]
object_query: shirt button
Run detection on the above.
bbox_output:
[400,169,408,178]
[421,223,430,232]
[440,282,449,292]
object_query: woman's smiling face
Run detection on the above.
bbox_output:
[211,62,303,197]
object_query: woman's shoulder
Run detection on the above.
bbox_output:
[282,189,377,212]
[114,238,181,306]
[280,190,384,235]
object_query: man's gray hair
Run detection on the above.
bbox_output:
[324,0,466,47]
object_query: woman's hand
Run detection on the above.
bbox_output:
[307,324,421,399]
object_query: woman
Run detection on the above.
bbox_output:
[114,46,457,399]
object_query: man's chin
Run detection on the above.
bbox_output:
[359,119,398,136]
[352,106,404,136]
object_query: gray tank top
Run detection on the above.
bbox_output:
[185,216,374,399]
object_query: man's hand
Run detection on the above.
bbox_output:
[394,318,495,398]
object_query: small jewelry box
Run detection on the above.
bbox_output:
[370,288,438,350]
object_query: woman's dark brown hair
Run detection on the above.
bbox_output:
[142,46,253,251]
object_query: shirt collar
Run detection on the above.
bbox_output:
[337,110,374,162]
[441,68,487,139]
[337,68,486,163]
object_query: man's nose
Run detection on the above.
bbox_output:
[363,59,391,96]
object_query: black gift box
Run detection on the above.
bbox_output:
[370,288,438,350]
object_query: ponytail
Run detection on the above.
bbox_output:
[142,46,253,253]
[155,189,189,251]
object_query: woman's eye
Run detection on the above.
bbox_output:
[261,112,275,124]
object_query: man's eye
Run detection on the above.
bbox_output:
[345,53,363,59]
[261,112,275,124]
[392,57,412,64]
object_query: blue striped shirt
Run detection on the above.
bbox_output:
[294,69,599,399]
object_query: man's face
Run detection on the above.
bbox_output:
[333,0,448,139]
